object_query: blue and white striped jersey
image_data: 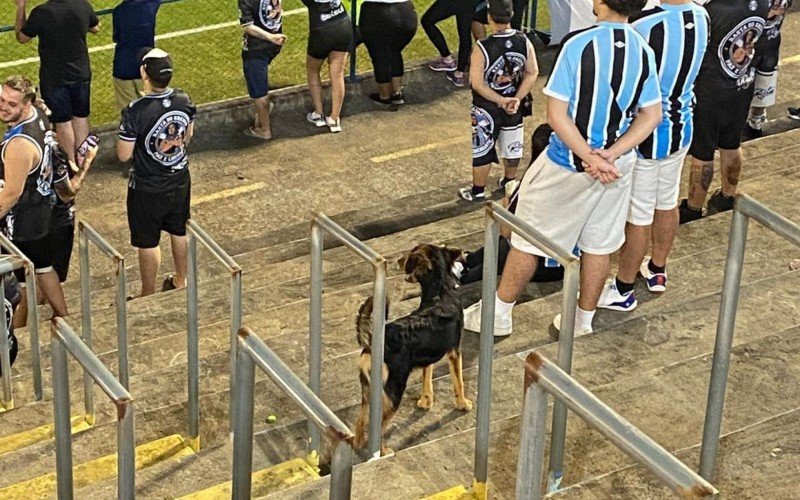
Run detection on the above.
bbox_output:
[632,3,710,160]
[544,22,661,172]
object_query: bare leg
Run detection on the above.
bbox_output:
[472,164,491,188]
[502,158,520,180]
[650,207,679,268]
[327,51,348,122]
[578,252,610,311]
[138,246,161,297]
[306,55,325,116]
[719,148,742,197]
[13,292,27,329]
[617,223,649,284]
[497,247,538,303]
[170,234,188,289]
[378,82,393,100]
[72,117,90,154]
[391,77,404,95]
[472,21,486,40]
[417,365,434,409]
[252,96,271,138]
[55,122,76,163]
[36,270,68,318]
[687,158,714,210]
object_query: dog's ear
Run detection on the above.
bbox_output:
[397,251,410,271]
[405,246,434,279]
[442,246,466,265]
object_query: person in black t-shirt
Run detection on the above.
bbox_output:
[117,49,196,297]
[15,0,100,165]
[239,0,287,140]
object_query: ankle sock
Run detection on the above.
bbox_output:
[495,294,515,317]
[575,307,595,332]
[648,260,666,275]
[615,277,634,295]
[471,185,485,197]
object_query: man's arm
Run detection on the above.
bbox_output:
[15,0,32,44]
[54,146,96,202]
[0,139,35,219]
[604,103,662,160]
[469,47,517,110]
[183,122,195,147]
[117,139,134,162]
[243,25,286,45]
[514,39,540,101]
[89,23,101,34]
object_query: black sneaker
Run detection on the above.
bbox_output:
[457,186,486,202]
[369,93,393,106]
[390,91,405,105]
[678,199,703,225]
[707,189,735,215]
[162,274,177,292]
[788,107,800,121]
[741,123,763,141]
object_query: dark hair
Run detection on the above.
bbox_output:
[488,0,513,25]
[529,124,553,165]
[604,0,647,17]
[3,75,37,104]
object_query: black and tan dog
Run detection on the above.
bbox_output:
[353,243,473,454]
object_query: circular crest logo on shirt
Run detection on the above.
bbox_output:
[259,0,283,31]
[471,106,495,158]
[717,17,763,80]
[145,111,191,169]
[486,52,526,94]
[749,0,759,10]
[162,98,172,108]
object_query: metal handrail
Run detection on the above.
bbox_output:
[518,352,718,499]
[51,318,135,499]
[0,256,27,410]
[310,212,387,459]
[699,194,800,481]
[0,232,42,406]
[186,219,242,450]
[78,221,128,426]
[232,327,354,500]
[473,202,580,496]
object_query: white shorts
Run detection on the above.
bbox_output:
[752,69,778,108]
[628,146,689,226]
[498,124,524,160]
[510,149,635,256]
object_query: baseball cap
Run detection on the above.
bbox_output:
[137,47,174,82]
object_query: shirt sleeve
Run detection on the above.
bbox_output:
[239,0,254,26]
[637,46,662,108]
[186,96,197,122]
[87,1,100,28]
[20,7,41,39]
[118,106,138,142]
[543,45,576,102]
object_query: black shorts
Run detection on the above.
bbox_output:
[242,49,279,99]
[13,237,55,283]
[752,43,780,74]
[472,104,525,166]
[689,85,754,162]
[308,21,354,60]
[127,181,191,249]
[40,81,91,123]
[48,222,75,283]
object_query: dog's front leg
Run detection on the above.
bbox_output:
[448,349,473,411]
[416,365,435,410]
[354,354,371,449]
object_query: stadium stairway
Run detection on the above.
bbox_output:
[0,129,798,498]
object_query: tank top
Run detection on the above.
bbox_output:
[472,30,529,109]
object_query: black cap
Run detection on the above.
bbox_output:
[488,0,514,23]
[137,47,174,82]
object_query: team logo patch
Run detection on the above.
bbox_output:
[145,111,191,170]
[486,52,526,93]
[507,141,523,154]
[717,17,764,83]
[471,106,495,158]
[162,98,172,108]
[749,0,759,10]
[259,0,283,31]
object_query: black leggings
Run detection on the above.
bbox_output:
[421,0,474,72]
[460,238,565,285]
[359,1,418,84]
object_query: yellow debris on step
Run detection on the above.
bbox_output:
[424,482,486,500]
[178,457,320,499]
[0,415,93,456]
[0,433,195,499]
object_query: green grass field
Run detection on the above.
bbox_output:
[0,0,549,126]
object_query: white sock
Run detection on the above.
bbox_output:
[575,307,595,331]
[451,261,465,278]
[495,294,515,317]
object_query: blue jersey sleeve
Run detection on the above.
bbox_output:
[637,46,661,108]
[543,44,576,102]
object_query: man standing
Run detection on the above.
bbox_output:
[678,0,769,223]
[0,76,69,322]
[15,0,100,164]
[117,49,196,297]
[464,0,662,337]
[597,0,710,311]
[112,0,161,112]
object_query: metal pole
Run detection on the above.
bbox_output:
[231,344,255,500]
[187,232,200,446]
[348,0,359,82]
[116,259,129,389]
[309,223,324,454]
[474,213,500,486]
[547,259,580,492]
[367,260,387,459]
[117,400,136,499]
[51,338,74,499]
[78,226,94,422]
[516,381,549,500]
[699,209,749,481]
[0,274,12,408]
[330,438,354,500]
[26,262,43,401]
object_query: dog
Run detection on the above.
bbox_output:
[353,243,473,455]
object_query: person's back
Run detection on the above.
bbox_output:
[471,30,529,110]
[113,0,160,81]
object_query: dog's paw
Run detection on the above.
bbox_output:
[416,394,434,410]
[381,446,395,457]
[456,398,474,412]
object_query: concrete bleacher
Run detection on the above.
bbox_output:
[0,121,798,498]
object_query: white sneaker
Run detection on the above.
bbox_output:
[306,111,326,127]
[597,278,638,312]
[326,116,342,133]
[463,300,512,337]
[552,313,593,337]
[639,256,667,293]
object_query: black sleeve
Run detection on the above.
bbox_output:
[87,1,100,29]
[118,105,139,142]
[20,7,41,39]
[239,0,254,26]
[186,96,197,122]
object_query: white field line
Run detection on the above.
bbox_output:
[0,7,306,70]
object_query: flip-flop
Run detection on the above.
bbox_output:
[243,127,271,140]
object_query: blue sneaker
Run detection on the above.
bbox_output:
[597,278,637,312]
[640,257,667,293]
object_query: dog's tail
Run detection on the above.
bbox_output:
[356,296,389,349]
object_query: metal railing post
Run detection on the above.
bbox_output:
[516,359,549,500]
[117,399,136,499]
[309,223,324,454]
[115,257,129,389]
[473,212,499,491]
[186,232,200,448]
[547,258,580,492]
[51,336,74,499]
[0,273,11,409]
[231,340,256,500]
[367,259,387,459]
[330,438,354,500]
[699,208,749,481]
[78,225,95,420]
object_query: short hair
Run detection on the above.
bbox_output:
[604,0,647,17]
[3,75,36,103]
[488,0,514,25]
[530,123,553,163]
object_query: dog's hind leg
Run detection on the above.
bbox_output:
[448,349,473,411]
[354,353,371,449]
[416,365,435,410]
